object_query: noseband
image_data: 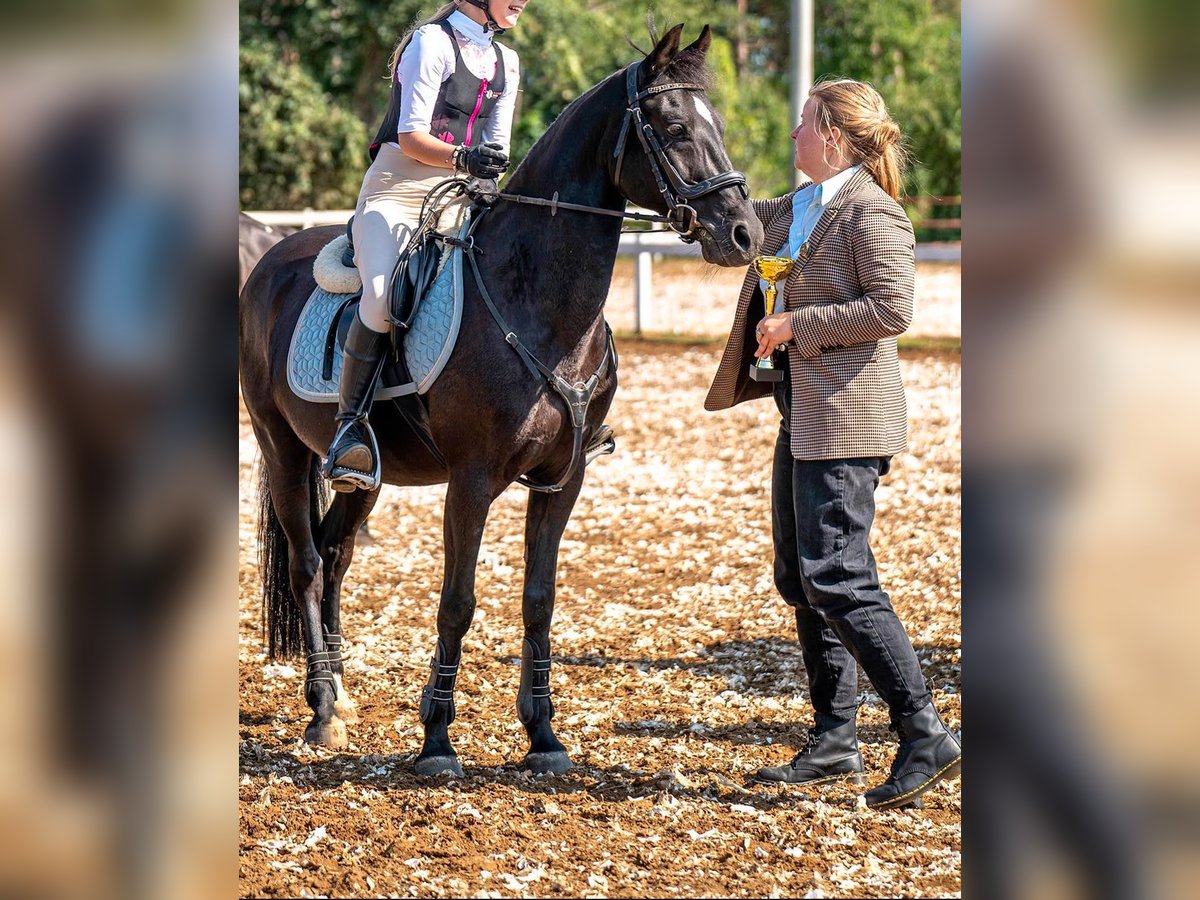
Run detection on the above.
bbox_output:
[611,64,749,240]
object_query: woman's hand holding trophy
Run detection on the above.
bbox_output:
[749,255,795,382]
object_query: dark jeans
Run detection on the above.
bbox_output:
[771,426,932,725]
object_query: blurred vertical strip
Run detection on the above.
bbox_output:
[966,0,1200,897]
[0,2,238,899]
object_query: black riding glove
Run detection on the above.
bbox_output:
[455,142,509,179]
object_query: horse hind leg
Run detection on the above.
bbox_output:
[257,433,346,750]
[317,487,381,726]
[517,475,586,775]
[414,471,496,777]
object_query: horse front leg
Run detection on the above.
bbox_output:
[414,472,495,776]
[317,488,380,727]
[517,473,585,774]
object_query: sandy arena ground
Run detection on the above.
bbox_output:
[239,266,961,898]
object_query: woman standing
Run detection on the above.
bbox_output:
[324,0,528,492]
[705,79,960,809]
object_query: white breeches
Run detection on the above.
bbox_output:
[351,143,466,333]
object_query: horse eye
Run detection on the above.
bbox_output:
[666,123,686,137]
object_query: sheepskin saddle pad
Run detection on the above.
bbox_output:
[287,231,464,403]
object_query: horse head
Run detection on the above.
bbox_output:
[610,24,764,266]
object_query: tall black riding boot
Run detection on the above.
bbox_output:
[322,314,388,492]
[865,701,962,809]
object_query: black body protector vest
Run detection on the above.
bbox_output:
[369,19,506,162]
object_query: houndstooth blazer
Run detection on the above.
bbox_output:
[704,167,915,460]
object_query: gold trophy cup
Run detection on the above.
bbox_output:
[748,255,795,383]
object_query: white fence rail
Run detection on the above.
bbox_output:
[244,209,958,333]
[246,209,353,230]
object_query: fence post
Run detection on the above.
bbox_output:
[635,249,652,336]
[302,207,315,230]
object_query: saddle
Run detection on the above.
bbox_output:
[289,178,619,486]
[299,177,499,397]
[389,228,442,336]
[288,217,467,404]
[317,219,443,382]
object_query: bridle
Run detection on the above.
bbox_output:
[498,63,749,241]
[610,63,749,240]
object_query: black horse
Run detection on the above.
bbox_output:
[240,24,763,775]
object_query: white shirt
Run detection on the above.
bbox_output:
[391,11,520,153]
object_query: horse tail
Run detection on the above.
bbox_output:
[259,456,328,659]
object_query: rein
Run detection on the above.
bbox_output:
[497,63,748,240]
[496,191,678,229]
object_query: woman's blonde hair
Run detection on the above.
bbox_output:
[386,2,460,77]
[809,79,908,200]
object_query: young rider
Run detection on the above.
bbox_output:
[323,0,528,491]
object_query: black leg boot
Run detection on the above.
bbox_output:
[322,314,388,492]
[865,702,962,809]
[755,715,865,786]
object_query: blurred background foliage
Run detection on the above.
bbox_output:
[239,0,959,208]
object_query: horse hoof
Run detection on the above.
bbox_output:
[414,754,464,777]
[522,751,573,775]
[303,716,348,749]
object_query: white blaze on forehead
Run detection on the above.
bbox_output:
[693,96,716,128]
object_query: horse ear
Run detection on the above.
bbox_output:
[683,24,713,56]
[642,22,685,79]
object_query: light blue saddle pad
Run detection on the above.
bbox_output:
[286,236,464,403]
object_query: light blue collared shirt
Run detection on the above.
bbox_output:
[759,164,861,306]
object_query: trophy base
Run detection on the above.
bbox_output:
[748,364,784,383]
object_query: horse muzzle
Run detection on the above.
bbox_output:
[696,213,763,267]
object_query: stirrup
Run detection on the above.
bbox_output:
[323,415,381,492]
[584,425,616,466]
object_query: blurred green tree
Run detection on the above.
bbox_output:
[736,0,961,198]
[239,1,959,208]
[814,0,961,199]
[239,40,368,209]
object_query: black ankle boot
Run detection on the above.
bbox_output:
[865,702,961,809]
[755,717,865,786]
[322,314,388,492]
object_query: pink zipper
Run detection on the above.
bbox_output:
[464,78,488,147]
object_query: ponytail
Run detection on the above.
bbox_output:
[386,2,459,79]
[861,118,905,201]
[809,79,909,201]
